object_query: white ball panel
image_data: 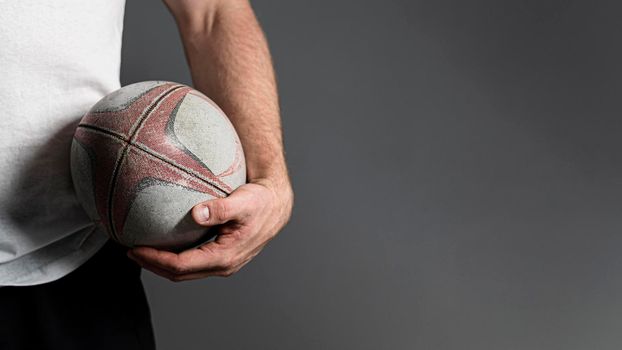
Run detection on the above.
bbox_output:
[121,181,216,249]
[173,93,239,176]
[90,80,169,113]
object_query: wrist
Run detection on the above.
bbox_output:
[250,173,292,198]
[250,169,294,208]
[246,153,288,187]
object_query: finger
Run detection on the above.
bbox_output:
[154,253,255,282]
[191,187,256,227]
[130,256,178,280]
[137,259,220,281]
[128,243,235,275]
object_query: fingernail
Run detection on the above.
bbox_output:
[200,206,210,223]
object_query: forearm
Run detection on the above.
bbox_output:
[133,0,293,278]
[171,2,289,190]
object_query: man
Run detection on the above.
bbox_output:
[0,0,293,349]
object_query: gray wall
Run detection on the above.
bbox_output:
[121,1,622,349]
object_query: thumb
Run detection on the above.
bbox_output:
[191,190,251,226]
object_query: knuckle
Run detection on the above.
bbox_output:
[228,229,244,240]
[212,200,230,221]
[219,226,236,235]
[214,261,229,271]
[214,255,236,271]
[169,262,188,274]
[212,261,227,271]
[224,255,239,269]
[168,275,184,283]
[219,269,235,277]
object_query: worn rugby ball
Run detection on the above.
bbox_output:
[70,81,246,251]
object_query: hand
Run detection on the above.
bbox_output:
[127,177,293,282]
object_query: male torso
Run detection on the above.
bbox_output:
[0,0,126,285]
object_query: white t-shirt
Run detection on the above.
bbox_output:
[0,0,126,285]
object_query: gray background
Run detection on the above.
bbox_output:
[121,1,622,349]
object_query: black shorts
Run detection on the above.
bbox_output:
[0,240,156,350]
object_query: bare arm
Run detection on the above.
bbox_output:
[165,0,289,189]
[128,0,293,281]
